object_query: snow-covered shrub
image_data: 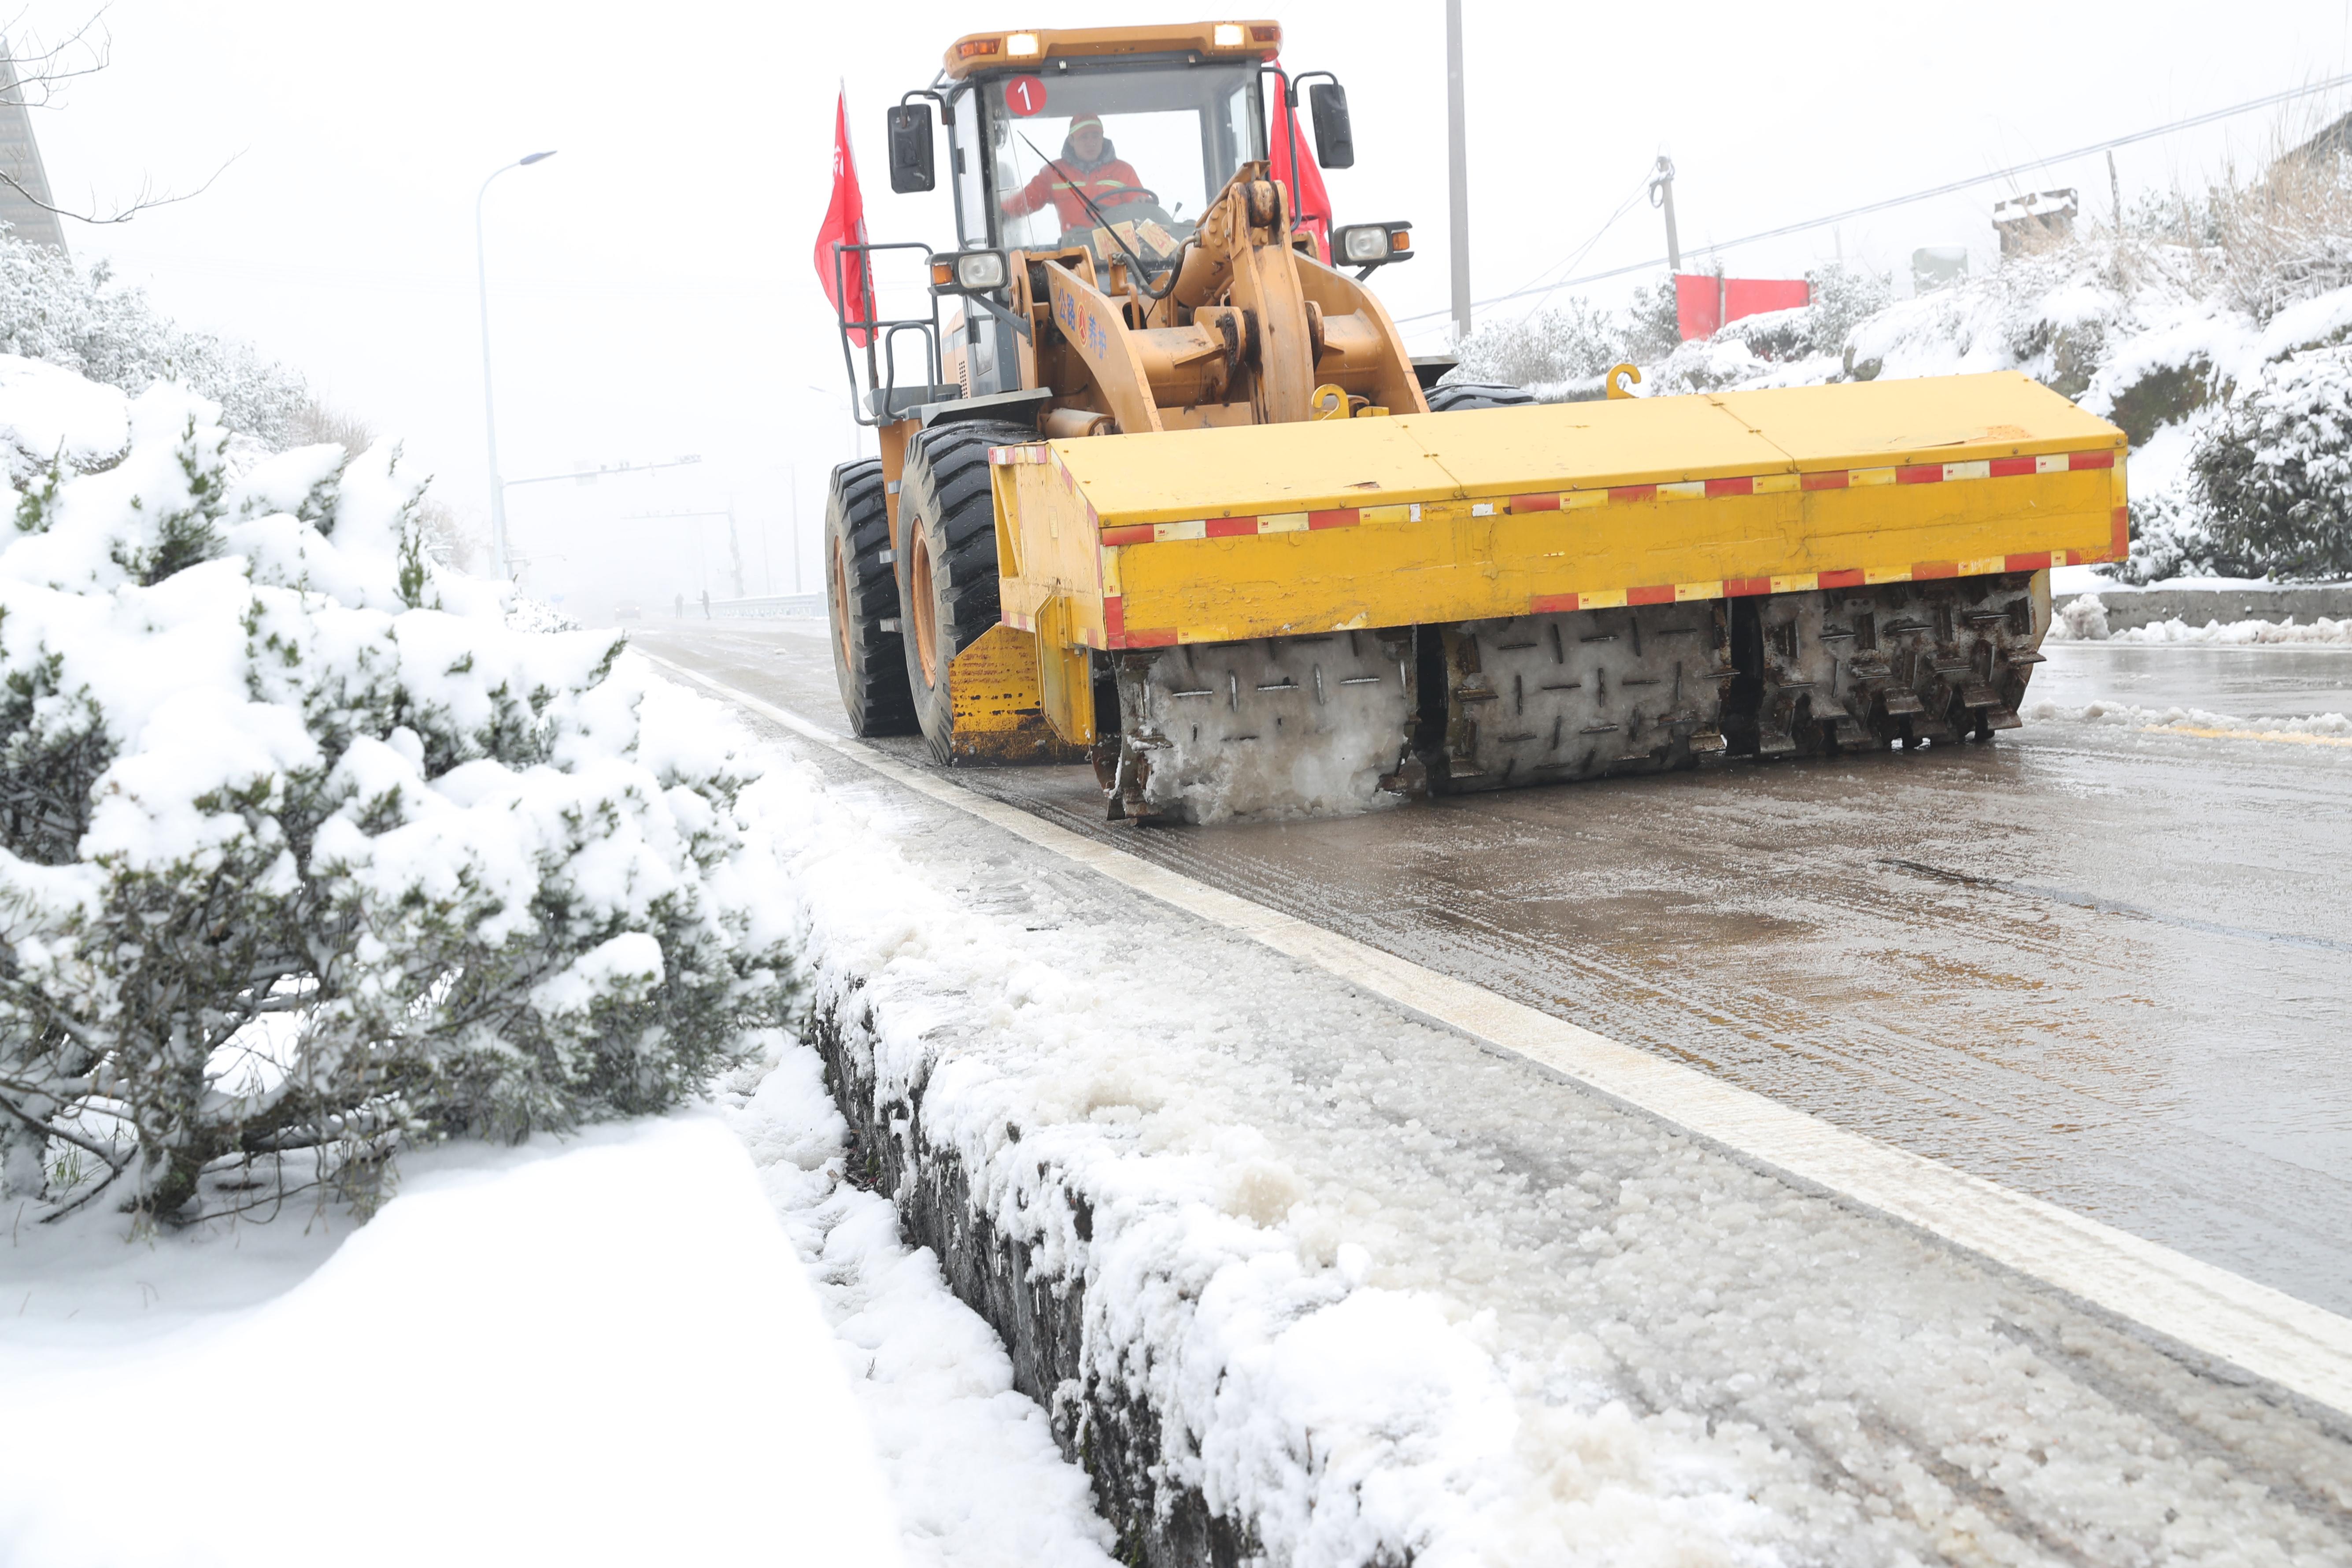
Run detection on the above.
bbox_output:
[0,231,308,450]
[1447,281,1681,399]
[1448,297,1625,393]
[2112,487,2241,583]
[0,378,796,1223]
[2190,342,2352,579]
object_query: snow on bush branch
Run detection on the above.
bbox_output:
[0,230,308,458]
[0,380,798,1224]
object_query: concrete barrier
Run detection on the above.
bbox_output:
[2054,585,2352,632]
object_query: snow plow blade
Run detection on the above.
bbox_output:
[985,371,2121,821]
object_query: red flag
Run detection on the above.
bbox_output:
[1268,80,1331,264]
[814,88,874,347]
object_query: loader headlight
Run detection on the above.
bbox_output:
[1212,22,1246,46]
[930,249,1009,294]
[1006,31,1040,56]
[1335,221,1413,268]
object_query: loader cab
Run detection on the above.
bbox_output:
[950,56,1268,255]
[906,23,1287,398]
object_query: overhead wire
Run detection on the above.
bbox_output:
[1474,168,1657,314]
[1395,67,2352,329]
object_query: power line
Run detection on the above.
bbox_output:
[1398,68,2352,328]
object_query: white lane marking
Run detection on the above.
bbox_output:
[643,651,2352,1419]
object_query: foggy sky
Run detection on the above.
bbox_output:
[20,0,2352,619]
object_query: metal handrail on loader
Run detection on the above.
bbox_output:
[830,239,948,426]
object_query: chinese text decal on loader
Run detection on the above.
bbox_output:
[819,19,2126,823]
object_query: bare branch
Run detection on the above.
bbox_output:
[0,8,114,111]
[0,9,240,224]
[0,154,238,227]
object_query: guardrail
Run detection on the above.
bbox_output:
[689,593,826,621]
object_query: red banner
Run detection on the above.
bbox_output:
[1267,78,1329,264]
[1675,274,1810,340]
[814,89,874,347]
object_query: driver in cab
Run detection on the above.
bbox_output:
[1000,115,1147,229]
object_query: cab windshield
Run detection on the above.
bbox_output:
[981,60,1265,254]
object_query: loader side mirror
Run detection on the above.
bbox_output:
[887,104,936,193]
[1308,82,1354,169]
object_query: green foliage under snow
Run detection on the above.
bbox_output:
[0,381,797,1225]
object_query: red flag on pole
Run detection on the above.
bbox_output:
[814,87,874,347]
[1267,77,1331,264]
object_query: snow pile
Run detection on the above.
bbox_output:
[2055,591,2112,640]
[2045,591,2352,642]
[719,1037,1121,1568]
[2025,696,2352,737]
[0,1116,908,1568]
[0,377,796,1223]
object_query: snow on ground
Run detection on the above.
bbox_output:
[2024,695,2352,739]
[717,1037,1121,1568]
[689,662,2352,1564]
[0,1041,1121,1568]
[0,1116,906,1568]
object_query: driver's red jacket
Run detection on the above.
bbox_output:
[1001,158,1148,230]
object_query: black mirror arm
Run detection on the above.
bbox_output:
[969,288,1032,343]
[1259,64,1299,199]
[899,86,953,127]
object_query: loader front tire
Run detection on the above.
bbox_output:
[896,420,1035,764]
[1425,380,1536,412]
[825,458,918,736]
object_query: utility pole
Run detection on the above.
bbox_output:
[1445,0,1471,347]
[788,468,802,594]
[762,491,776,596]
[1650,155,1682,273]
[2107,149,2123,229]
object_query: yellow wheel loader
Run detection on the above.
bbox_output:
[825,19,2127,822]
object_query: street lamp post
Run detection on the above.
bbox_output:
[477,149,557,581]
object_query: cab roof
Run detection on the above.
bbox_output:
[942,20,1281,79]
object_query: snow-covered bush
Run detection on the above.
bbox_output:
[1446,281,1679,399]
[0,230,308,451]
[2191,342,2352,579]
[0,375,796,1224]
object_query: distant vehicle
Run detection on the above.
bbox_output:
[613,602,643,621]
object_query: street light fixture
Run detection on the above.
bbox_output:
[477,148,558,581]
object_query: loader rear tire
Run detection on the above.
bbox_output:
[825,458,918,736]
[1425,380,1536,412]
[896,420,1036,764]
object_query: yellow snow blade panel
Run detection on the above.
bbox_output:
[990,372,2127,653]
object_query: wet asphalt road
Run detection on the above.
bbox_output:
[634,616,2352,1317]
